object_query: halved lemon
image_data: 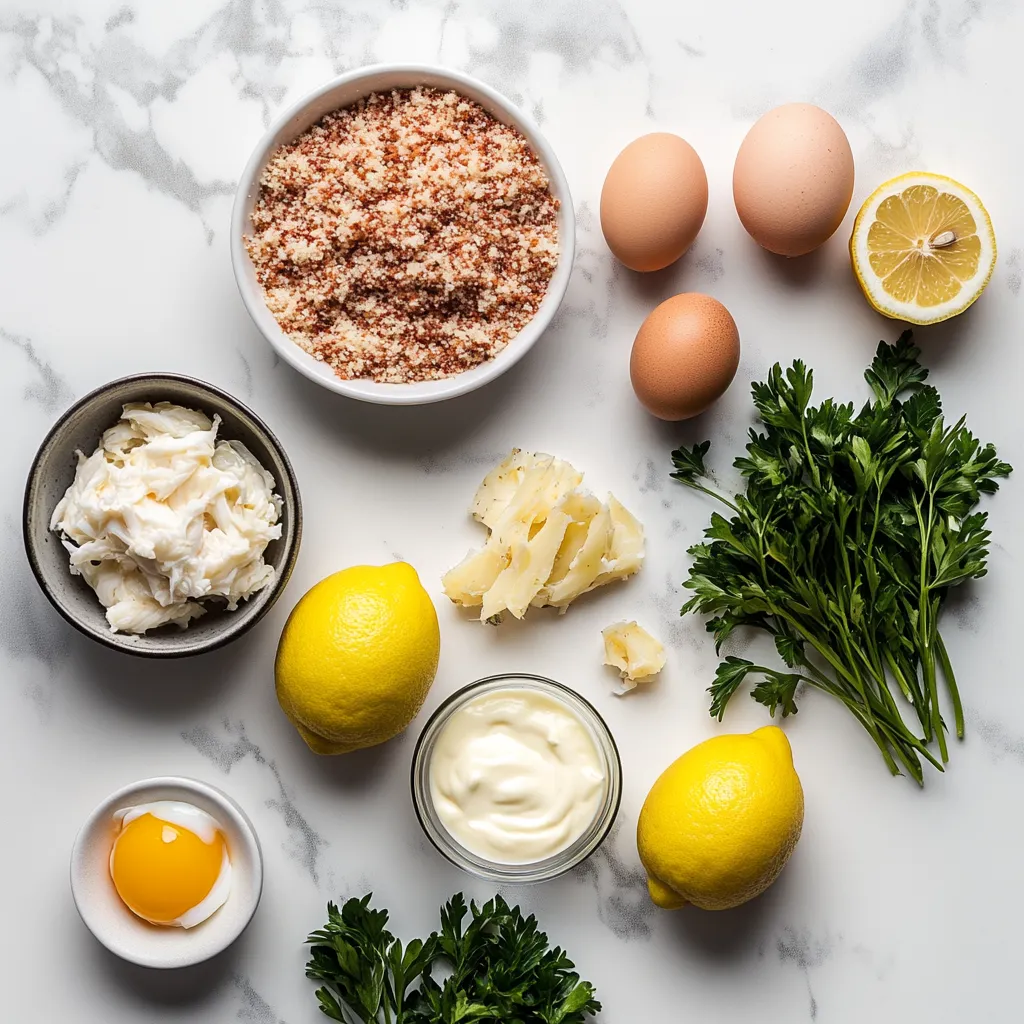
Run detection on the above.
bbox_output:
[850,172,996,325]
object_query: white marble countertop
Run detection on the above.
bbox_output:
[3,1,1022,1020]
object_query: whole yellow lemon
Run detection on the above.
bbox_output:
[275,563,440,755]
[637,726,803,910]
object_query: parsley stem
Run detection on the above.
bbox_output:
[883,648,915,704]
[825,687,912,778]
[681,479,741,515]
[912,494,949,761]
[935,630,964,739]
[781,611,920,773]
[799,409,822,491]
[677,334,1009,778]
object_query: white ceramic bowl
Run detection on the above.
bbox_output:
[70,777,263,968]
[230,63,575,406]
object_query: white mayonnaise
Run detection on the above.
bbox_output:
[428,686,607,864]
[50,402,282,634]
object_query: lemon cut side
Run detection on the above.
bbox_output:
[850,172,996,325]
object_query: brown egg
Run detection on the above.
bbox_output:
[733,103,855,257]
[630,293,740,421]
[601,133,708,272]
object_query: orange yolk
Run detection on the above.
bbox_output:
[109,813,226,925]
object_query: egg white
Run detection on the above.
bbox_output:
[110,800,233,929]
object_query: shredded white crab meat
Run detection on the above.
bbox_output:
[50,402,282,634]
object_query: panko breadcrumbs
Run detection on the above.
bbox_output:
[245,88,561,384]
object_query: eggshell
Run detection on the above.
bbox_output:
[601,133,708,272]
[630,293,740,421]
[733,104,855,257]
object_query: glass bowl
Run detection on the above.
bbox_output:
[411,673,621,883]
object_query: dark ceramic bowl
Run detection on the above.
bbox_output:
[23,374,301,658]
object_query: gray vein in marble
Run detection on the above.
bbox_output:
[1006,249,1022,296]
[0,328,74,412]
[193,0,296,128]
[182,719,329,884]
[772,926,833,1021]
[649,569,700,651]
[0,0,351,221]
[302,2,377,76]
[571,835,656,940]
[104,7,134,33]
[0,11,234,220]
[967,709,1024,765]
[832,0,993,117]
[833,0,1007,173]
[633,456,664,494]
[0,160,87,235]
[2,518,71,676]
[558,201,615,341]
[695,246,725,284]
[436,0,457,60]
[944,588,981,632]
[236,349,254,398]
[843,1,914,109]
[233,974,288,1024]
[720,0,1003,172]
[38,161,87,233]
[920,0,988,69]
[417,448,509,475]
[419,447,508,474]
[464,0,645,105]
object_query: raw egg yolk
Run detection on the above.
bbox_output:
[110,813,226,925]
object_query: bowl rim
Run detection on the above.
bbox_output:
[229,61,576,407]
[410,672,622,883]
[23,371,303,659]
[69,775,264,969]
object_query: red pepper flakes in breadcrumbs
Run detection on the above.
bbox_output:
[245,88,561,384]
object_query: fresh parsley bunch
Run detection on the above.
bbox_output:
[672,332,1010,782]
[305,892,601,1024]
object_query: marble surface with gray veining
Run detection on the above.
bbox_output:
[2,1,1022,1020]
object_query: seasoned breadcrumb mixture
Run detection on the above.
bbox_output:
[245,88,561,384]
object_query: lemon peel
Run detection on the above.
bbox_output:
[275,563,440,755]
[637,726,803,911]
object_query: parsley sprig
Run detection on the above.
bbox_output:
[305,893,601,1024]
[672,332,1010,782]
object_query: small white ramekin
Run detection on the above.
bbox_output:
[70,777,263,968]
[230,63,575,406]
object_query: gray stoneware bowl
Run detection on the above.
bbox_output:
[23,374,302,658]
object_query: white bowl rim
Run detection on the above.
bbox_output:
[230,62,575,406]
[70,776,264,969]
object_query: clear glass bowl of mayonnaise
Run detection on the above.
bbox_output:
[411,674,622,882]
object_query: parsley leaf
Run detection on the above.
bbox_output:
[864,332,929,405]
[672,331,1011,782]
[306,894,600,1024]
